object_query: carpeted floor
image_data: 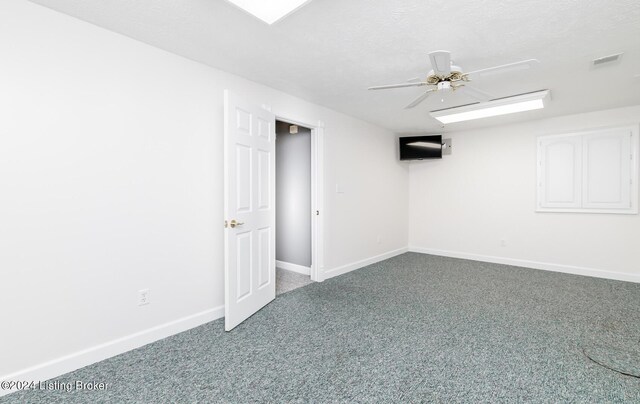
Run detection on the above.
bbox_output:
[276,267,313,295]
[4,253,640,403]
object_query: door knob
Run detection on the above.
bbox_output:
[229,219,244,228]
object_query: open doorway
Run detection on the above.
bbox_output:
[275,120,314,295]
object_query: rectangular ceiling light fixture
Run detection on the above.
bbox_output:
[225,0,312,24]
[430,90,550,124]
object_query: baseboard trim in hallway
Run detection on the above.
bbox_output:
[409,246,640,284]
[0,306,224,397]
[276,260,311,276]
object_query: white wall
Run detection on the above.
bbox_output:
[0,0,409,381]
[409,105,640,282]
[275,122,311,267]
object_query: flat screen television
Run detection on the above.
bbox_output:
[399,135,442,160]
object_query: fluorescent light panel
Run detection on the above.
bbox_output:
[435,100,544,124]
[431,90,550,124]
[225,0,312,24]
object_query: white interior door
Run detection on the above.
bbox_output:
[224,90,276,331]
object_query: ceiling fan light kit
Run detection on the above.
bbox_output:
[430,90,550,124]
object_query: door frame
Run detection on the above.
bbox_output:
[274,114,325,282]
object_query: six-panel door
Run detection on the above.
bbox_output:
[224,90,276,331]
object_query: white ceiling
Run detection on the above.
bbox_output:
[30,0,640,133]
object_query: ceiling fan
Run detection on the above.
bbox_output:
[368,51,539,109]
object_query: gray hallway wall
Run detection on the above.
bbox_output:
[276,121,311,267]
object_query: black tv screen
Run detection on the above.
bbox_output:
[399,135,442,160]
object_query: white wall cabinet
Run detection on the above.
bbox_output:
[537,125,638,214]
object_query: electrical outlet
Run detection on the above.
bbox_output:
[138,289,150,306]
[376,235,382,244]
[500,239,507,247]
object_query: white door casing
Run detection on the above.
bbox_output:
[224,90,276,331]
[274,115,325,282]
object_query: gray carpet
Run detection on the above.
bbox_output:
[276,267,313,295]
[3,253,640,403]
[583,342,640,378]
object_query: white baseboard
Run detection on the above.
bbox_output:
[276,260,311,276]
[323,247,409,279]
[408,246,640,284]
[0,306,224,397]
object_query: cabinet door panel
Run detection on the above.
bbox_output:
[538,136,582,209]
[583,130,631,209]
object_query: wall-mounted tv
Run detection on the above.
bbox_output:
[399,135,442,160]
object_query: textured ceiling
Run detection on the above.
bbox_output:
[29,0,640,133]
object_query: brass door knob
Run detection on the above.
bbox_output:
[229,219,244,228]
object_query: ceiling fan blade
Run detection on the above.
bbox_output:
[404,89,436,109]
[368,82,427,90]
[464,59,540,78]
[406,77,422,83]
[461,85,493,102]
[428,50,451,76]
